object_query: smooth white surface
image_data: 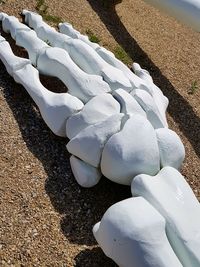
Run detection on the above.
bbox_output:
[0,14,48,66]
[1,14,110,103]
[58,38,132,92]
[59,19,168,101]
[132,167,200,267]
[59,22,100,50]
[1,13,31,39]
[13,64,83,137]
[16,30,48,66]
[142,0,200,31]
[156,128,185,169]
[101,115,160,185]
[0,38,30,76]
[22,10,43,30]
[70,155,101,188]
[131,89,166,129]
[37,47,111,103]
[23,10,71,47]
[67,114,124,167]
[1,12,198,267]
[112,88,146,117]
[93,197,182,267]
[22,10,132,92]
[132,63,168,127]
[0,35,5,42]
[66,93,120,139]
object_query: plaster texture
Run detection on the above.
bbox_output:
[112,88,146,117]
[66,93,120,139]
[70,155,101,188]
[0,11,198,267]
[13,64,83,137]
[0,36,30,76]
[93,197,182,267]
[156,128,185,169]
[101,114,160,185]
[132,167,200,267]
[67,113,124,167]
[22,10,132,92]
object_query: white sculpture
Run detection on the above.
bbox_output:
[93,197,183,267]
[22,10,133,92]
[23,9,169,119]
[66,93,121,139]
[0,36,83,137]
[131,167,200,267]
[70,155,101,188]
[155,128,185,169]
[0,10,197,267]
[0,36,30,76]
[59,18,169,127]
[0,12,182,183]
[101,114,160,185]
[67,113,124,168]
[1,13,111,103]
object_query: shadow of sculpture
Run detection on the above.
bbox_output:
[74,247,117,267]
[0,32,131,249]
[87,0,200,158]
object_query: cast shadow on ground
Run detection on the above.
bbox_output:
[0,31,131,252]
[87,0,200,157]
[74,247,117,267]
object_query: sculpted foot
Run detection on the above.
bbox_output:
[67,113,124,167]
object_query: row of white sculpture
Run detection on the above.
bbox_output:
[0,10,199,267]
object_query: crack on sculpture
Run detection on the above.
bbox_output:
[0,10,199,267]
